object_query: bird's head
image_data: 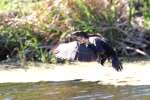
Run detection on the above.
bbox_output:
[71,31,89,44]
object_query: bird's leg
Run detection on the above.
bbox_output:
[100,55,107,65]
[96,53,101,63]
[96,51,106,65]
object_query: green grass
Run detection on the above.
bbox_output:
[0,0,39,13]
[0,0,11,11]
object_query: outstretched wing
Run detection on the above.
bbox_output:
[54,41,78,60]
[89,36,123,71]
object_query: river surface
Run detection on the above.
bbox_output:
[0,81,150,100]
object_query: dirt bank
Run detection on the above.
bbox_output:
[0,61,150,86]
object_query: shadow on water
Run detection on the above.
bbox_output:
[0,81,150,100]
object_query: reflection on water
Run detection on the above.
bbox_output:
[0,81,150,100]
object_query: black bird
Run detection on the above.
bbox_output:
[71,31,123,71]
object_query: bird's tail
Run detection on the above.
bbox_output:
[111,54,123,71]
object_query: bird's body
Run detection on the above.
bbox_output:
[53,41,97,62]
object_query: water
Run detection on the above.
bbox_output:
[0,81,150,100]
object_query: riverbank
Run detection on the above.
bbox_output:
[0,60,150,86]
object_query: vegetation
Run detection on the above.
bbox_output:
[0,0,150,64]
